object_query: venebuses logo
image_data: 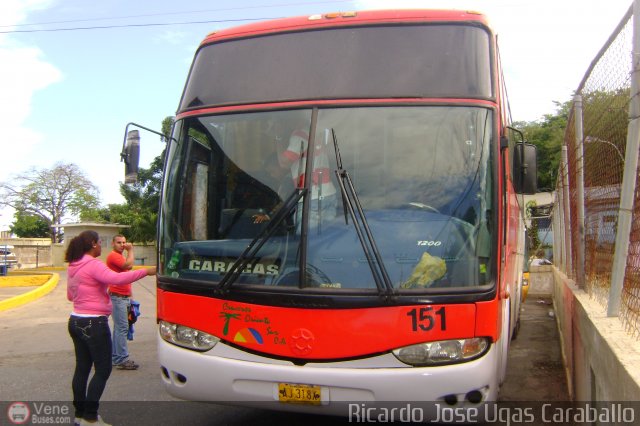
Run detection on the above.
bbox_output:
[7,402,30,425]
[6,402,71,425]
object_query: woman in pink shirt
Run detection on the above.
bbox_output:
[66,230,155,426]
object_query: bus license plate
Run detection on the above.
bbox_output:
[278,383,321,405]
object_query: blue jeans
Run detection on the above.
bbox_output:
[296,193,338,233]
[310,193,337,226]
[110,294,130,365]
[68,315,112,421]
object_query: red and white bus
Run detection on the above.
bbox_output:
[129,9,537,417]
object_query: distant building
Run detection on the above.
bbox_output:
[51,222,130,264]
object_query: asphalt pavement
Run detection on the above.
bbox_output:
[0,271,168,400]
[500,295,569,401]
[0,271,568,425]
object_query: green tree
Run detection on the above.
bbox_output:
[581,88,629,186]
[0,162,100,242]
[514,100,569,191]
[515,90,629,192]
[10,212,51,238]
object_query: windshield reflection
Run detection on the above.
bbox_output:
[159,107,495,292]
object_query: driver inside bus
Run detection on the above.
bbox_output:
[252,153,293,224]
[252,126,338,229]
[279,127,337,229]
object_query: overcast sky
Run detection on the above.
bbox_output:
[0,0,633,230]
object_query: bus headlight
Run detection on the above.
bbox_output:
[159,320,219,351]
[392,337,489,366]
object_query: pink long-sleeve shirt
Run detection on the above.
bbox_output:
[67,254,149,316]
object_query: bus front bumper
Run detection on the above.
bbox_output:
[158,334,501,416]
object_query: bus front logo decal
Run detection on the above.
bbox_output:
[234,327,264,344]
[290,328,315,356]
[219,312,241,335]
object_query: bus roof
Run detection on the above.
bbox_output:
[201,9,491,45]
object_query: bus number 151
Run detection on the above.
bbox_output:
[407,307,447,332]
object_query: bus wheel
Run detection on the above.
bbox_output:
[511,318,521,340]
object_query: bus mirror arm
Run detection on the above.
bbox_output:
[120,122,177,184]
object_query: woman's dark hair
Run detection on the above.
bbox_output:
[65,230,99,263]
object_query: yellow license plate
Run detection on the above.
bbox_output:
[278,383,321,405]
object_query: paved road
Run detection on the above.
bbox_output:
[0,271,568,425]
[0,285,40,302]
[500,295,569,402]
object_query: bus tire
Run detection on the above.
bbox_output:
[511,318,520,340]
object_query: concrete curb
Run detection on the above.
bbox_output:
[0,273,60,312]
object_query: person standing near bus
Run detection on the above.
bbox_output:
[279,127,337,228]
[106,235,139,370]
[66,230,155,426]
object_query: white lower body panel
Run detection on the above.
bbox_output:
[158,333,501,417]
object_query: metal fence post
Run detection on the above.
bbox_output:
[574,95,586,289]
[608,0,640,316]
[561,146,573,275]
[556,174,567,273]
[552,196,559,271]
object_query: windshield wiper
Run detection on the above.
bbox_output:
[217,188,305,292]
[331,129,395,299]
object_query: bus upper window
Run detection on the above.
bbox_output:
[180,24,492,111]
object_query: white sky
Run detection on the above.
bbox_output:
[0,0,633,230]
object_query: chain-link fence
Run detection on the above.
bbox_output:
[555,3,640,336]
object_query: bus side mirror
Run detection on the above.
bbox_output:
[122,130,140,184]
[514,143,537,194]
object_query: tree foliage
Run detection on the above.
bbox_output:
[514,100,569,191]
[10,212,51,238]
[514,89,629,192]
[0,162,100,242]
[581,88,628,186]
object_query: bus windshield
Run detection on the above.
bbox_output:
[160,106,496,292]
